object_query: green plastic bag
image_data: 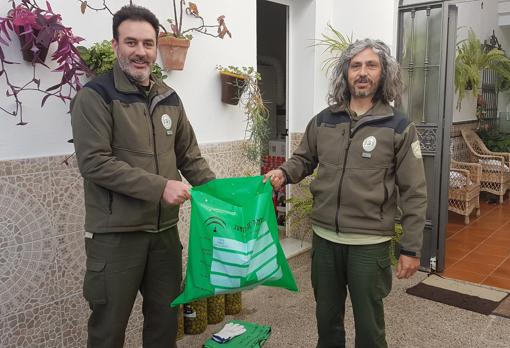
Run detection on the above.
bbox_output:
[171,176,298,307]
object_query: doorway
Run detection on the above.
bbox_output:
[257,0,289,238]
[444,19,510,290]
[397,0,458,271]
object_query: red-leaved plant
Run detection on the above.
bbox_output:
[0,0,88,125]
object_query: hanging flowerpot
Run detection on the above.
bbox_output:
[18,28,49,63]
[219,71,246,105]
[158,35,190,71]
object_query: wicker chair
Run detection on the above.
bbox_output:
[448,160,481,224]
[461,129,510,204]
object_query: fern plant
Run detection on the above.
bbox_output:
[455,29,510,110]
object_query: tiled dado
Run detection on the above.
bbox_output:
[286,132,313,242]
[0,140,258,348]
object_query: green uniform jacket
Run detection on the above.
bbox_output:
[280,102,427,257]
[71,62,215,233]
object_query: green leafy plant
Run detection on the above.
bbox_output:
[455,28,510,109]
[216,65,253,78]
[77,40,166,80]
[313,23,352,73]
[216,65,270,164]
[477,129,510,152]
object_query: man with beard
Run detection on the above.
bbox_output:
[71,5,215,348]
[264,39,427,347]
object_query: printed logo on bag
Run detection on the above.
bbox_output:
[205,216,227,234]
[161,114,172,135]
[362,136,377,158]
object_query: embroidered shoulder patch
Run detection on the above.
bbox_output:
[411,140,422,159]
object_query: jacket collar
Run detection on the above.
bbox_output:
[330,100,394,118]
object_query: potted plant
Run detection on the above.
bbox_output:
[158,1,231,71]
[216,65,251,105]
[455,28,510,110]
[0,0,88,125]
[1,0,78,63]
[77,40,167,80]
[216,65,270,163]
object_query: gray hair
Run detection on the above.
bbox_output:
[328,39,402,107]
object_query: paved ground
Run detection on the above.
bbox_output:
[178,252,510,348]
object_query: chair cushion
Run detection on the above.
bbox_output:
[449,171,472,189]
[479,159,510,172]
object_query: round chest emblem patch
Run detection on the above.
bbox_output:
[161,114,172,130]
[362,136,377,152]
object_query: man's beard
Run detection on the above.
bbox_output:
[117,55,152,84]
[349,76,378,98]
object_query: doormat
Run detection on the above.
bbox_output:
[406,275,509,315]
[493,295,510,319]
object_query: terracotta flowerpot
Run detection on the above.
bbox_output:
[18,28,49,63]
[220,71,246,105]
[158,35,190,71]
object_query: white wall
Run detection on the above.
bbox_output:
[288,0,398,134]
[0,0,254,160]
[288,0,317,133]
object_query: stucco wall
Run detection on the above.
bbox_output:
[0,0,255,160]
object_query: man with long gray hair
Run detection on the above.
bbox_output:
[264,39,427,347]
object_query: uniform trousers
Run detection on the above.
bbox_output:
[83,226,182,348]
[311,233,392,348]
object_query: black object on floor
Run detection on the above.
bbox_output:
[493,295,510,319]
[406,283,502,315]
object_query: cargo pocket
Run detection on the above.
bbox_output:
[375,256,392,299]
[83,259,107,305]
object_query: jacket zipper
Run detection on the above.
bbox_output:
[380,168,389,220]
[334,113,396,231]
[108,191,113,214]
[335,124,351,232]
[147,105,162,230]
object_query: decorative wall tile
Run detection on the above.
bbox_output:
[60,294,88,348]
[286,132,312,240]
[125,294,143,334]
[0,139,264,346]
[0,174,58,317]
[55,232,85,298]
[49,154,79,171]
[0,157,49,177]
[49,169,84,237]
[0,301,63,348]
[0,238,59,316]
[124,327,143,348]
[178,205,191,272]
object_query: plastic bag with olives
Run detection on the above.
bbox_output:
[183,298,208,335]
